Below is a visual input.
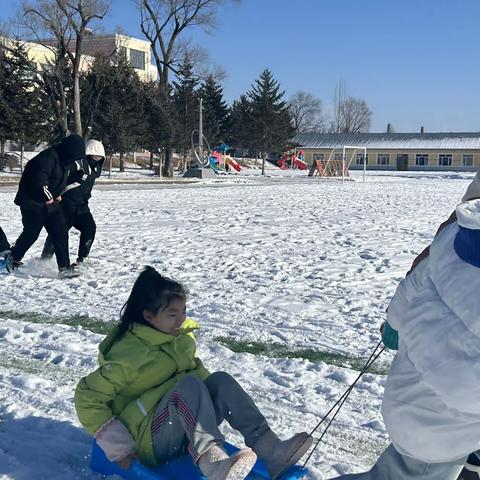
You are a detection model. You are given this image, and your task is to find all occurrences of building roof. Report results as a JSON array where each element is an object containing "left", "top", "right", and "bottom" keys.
[{"left": 294, "top": 132, "right": 480, "bottom": 150}]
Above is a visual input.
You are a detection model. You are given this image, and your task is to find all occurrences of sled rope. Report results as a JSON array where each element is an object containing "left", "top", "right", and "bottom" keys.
[{"left": 302, "top": 340, "right": 385, "bottom": 468}]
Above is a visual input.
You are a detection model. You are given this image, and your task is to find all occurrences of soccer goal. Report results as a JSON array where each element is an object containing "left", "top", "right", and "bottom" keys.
[{"left": 310, "top": 145, "right": 367, "bottom": 183}]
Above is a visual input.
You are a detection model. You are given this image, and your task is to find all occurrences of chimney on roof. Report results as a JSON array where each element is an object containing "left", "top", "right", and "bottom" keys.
[
  {"left": 387, "top": 123, "right": 392, "bottom": 133},
  {"left": 420, "top": 126, "right": 425, "bottom": 134}
]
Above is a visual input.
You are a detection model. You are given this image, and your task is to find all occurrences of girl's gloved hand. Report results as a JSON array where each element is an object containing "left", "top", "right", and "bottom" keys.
[
  {"left": 94, "top": 418, "right": 135, "bottom": 463},
  {"left": 381, "top": 321, "right": 399, "bottom": 350}
]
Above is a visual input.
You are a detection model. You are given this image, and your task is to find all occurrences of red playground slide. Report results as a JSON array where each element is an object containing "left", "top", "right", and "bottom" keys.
[
  {"left": 225, "top": 156, "right": 242, "bottom": 171},
  {"left": 292, "top": 157, "right": 308, "bottom": 170}
]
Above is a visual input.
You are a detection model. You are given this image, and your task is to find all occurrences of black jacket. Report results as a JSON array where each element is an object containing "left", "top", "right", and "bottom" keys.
[
  {"left": 61, "top": 157, "right": 104, "bottom": 215},
  {"left": 14, "top": 135, "right": 85, "bottom": 211}
]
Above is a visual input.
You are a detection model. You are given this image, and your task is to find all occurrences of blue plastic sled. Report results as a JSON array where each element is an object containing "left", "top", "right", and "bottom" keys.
[{"left": 91, "top": 440, "right": 309, "bottom": 480}]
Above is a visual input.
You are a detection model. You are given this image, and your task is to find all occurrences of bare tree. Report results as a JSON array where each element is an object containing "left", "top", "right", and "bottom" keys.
[
  {"left": 137, "top": 0, "right": 237, "bottom": 176},
  {"left": 333, "top": 80, "right": 372, "bottom": 133},
  {"left": 22, "top": 0, "right": 111, "bottom": 136},
  {"left": 288, "top": 91, "right": 325, "bottom": 134},
  {"left": 138, "top": 0, "right": 235, "bottom": 94}
]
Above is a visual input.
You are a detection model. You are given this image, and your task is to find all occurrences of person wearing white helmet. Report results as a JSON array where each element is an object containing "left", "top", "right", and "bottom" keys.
[{"left": 41, "top": 139, "right": 105, "bottom": 266}]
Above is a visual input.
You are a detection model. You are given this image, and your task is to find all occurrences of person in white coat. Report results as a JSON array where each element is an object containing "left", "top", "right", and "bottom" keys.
[
  {"left": 331, "top": 198, "right": 480, "bottom": 480},
  {"left": 407, "top": 171, "right": 480, "bottom": 273}
]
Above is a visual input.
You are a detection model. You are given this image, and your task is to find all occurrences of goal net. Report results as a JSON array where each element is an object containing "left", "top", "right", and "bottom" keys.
[{"left": 309, "top": 146, "right": 367, "bottom": 182}]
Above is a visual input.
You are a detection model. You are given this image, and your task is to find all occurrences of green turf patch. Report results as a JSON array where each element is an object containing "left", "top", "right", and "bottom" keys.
[
  {"left": 0, "top": 310, "right": 388, "bottom": 375},
  {"left": 215, "top": 337, "right": 389, "bottom": 375},
  {"left": 0, "top": 310, "right": 113, "bottom": 335},
  {"left": 0, "top": 350, "right": 85, "bottom": 385}
]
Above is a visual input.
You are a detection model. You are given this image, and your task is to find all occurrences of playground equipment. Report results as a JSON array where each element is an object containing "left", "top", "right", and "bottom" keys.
[
  {"left": 308, "top": 146, "right": 367, "bottom": 183},
  {"left": 90, "top": 440, "right": 308, "bottom": 480},
  {"left": 292, "top": 150, "right": 308, "bottom": 170},
  {"left": 189, "top": 101, "right": 242, "bottom": 175},
  {"left": 277, "top": 149, "right": 307, "bottom": 170},
  {"left": 209, "top": 144, "right": 242, "bottom": 173},
  {"left": 225, "top": 155, "right": 242, "bottom": 171}
]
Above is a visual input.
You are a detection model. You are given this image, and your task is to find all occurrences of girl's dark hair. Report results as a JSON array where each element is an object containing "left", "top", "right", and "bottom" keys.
[{"left": 117, "top": 266, "right": 186, "bottom": 338}]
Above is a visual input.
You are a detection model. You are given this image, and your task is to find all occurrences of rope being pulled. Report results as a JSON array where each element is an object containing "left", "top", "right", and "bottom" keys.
[{"left": 302, "top": 340, "right": 386, "bottom": 468}]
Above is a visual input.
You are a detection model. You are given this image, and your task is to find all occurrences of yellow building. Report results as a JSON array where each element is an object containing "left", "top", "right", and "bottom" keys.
[
  {"left": 6, "top": 33, "right": 157, "bottom": 82},
  {"left": 295, "top": 132, "right": 480, "bottom": 172}
]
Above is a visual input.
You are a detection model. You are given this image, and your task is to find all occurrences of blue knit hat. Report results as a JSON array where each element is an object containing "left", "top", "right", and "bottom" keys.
[{"left": 454, "top": 200, "right": 480, "bottom": 267}]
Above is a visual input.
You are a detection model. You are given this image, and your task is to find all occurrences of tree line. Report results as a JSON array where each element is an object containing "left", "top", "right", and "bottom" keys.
[{"left": 0, "top": 0, "right": 372, "bottom": 176}]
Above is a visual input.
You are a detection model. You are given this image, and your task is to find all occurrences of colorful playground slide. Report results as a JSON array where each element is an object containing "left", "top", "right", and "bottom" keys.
[{"left": 225, "top": 155, "right": 242, "bottom": 171}]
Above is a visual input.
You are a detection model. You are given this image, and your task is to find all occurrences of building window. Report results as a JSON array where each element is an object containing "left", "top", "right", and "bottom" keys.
[
  {"left": 130, "top": 49, "right": 145, "bottom": 70},
  {"left": 356, "top": 153, "right": 368, "bottom": 165},
  {"left": 463, "top": 154, "right": 474, "bottom": 166},
  {"left": 415, "top": 154, "right": 429, "bottom": 166},
  {"left": 377, "top": 154, "right": 390, "bottom": 165},
  {"left": 438, "top": 154, "right": 452, "bottom": 166},
  {"left": 334, "top": 153, "right": 343, "bottom": 161},
  {"left": 313, "top": 153, "right": 324, "bottom": 161}
]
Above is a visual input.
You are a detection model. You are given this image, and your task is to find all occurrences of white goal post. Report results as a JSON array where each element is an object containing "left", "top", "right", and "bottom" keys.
[
  {"left": 311, "top": 145, "right": 368, "bottom": 182},
  {"left": 342, "top": 145, "right": 367, "bottom": 183}
]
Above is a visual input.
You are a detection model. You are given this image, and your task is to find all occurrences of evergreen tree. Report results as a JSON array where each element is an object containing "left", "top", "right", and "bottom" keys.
[
  {"left": 141, "top": 81, "right": 171, "bottom": 171},
  {"left": 199, "top": 75, "right": 229, "bottom": 147},
  {"left": 172, "top": 54, "right": 199, "bottom": 154},
  {"left": 0, "top": 40, "right": 50, "bottom": 170},
  {"left": 246, "top": 69, "right": 294, "bottom": 157},
  {"left": 227, "top": 95, "right": 255, "bottom": 154},
  {"left": 0, "top": 45, "right": 18, "bottom": 168},
  {"left": 89, "top": 55, "right": 147, "bottom": 172}
]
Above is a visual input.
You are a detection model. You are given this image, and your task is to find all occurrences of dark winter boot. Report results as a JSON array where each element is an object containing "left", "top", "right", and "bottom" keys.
[
  {"left": 58, "top": 266, "right": 82, "bottom": 279},
  {"left": 459, "top": 453, "right": 480, "bottom": 480},
  {"left": 1, "top": 251, "right": 14, "bottom": 273},
  {"left": 71, "top": 257, "right": 90, "bottom": 269},
  {"left": 252, "top": 430, "right": 313, "bottom": 479}
]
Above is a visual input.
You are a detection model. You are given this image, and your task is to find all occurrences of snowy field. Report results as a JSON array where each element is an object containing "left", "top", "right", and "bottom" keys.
[{"left": 0, "top": 170, "right": 474, "bottom": 479}]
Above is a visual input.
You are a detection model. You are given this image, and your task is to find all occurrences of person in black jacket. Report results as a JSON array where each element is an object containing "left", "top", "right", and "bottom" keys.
[
  {"left": 10, "top": 134, "right": 85, "bottom": 278},
  {"left": 41, "top": 139, "right": 105, "bottom": 265},
  {"left": 0, "top": 226, "right": 13, "bottom": 272}
]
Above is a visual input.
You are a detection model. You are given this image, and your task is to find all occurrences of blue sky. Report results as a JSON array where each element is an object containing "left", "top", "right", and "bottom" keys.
[{"left": 2, "top": 0, "right": 480, "bottom": 132}]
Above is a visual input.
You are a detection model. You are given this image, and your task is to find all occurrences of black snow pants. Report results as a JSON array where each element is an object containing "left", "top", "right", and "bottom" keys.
[
  {"left": 11, "top": 204, "right": 70, "bottom": 269},
  {"left": 0, "top": 226, "right": 10, "bottom": 252},
  {"left": 41, "top": 210, "right": 96, "bottom": 261}
]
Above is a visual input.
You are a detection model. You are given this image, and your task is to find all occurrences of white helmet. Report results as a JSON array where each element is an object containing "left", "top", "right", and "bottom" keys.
[{"left": 85, "top": 139, "right": 106, "bottom": 159}]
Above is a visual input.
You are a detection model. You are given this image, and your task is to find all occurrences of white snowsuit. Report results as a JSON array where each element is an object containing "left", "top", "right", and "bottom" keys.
[
  {"left": 463, "top": 170, "right": 480, "bottom": 202},
  {"left": 383, "top": 205, "right": 480, "bottom": 463}
]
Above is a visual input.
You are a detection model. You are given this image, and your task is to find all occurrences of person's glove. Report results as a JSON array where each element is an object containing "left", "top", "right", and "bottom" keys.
[
  {"left": 381, "top": 321, "right": 399, "bottom": 350},
  {"left": 94, "top": 418, "right": 135, "bottom": 462}
]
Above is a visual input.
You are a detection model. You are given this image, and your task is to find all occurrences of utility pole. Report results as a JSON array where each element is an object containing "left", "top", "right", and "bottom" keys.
[{"left": 199, "top": 98, "right": 203, "bottom": 163}]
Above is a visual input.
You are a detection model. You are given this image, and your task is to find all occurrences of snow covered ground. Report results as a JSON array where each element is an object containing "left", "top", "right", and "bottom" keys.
[{"left": 0, "top": 170, "right": 473, "bottom": 479}]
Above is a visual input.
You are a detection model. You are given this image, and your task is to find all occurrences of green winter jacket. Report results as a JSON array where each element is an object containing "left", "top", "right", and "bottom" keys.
[{"left": 74, "top": 318, "right": 210, "bottom": 467}]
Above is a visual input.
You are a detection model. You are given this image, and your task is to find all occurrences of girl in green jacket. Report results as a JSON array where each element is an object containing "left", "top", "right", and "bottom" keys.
[{"left": 75, "top": 266, "right": 313, "bottom": 480}]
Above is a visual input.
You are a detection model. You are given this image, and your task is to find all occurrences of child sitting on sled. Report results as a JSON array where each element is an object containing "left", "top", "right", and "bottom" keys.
[
  {"left": 75, "top": 266, "right": 313, "bottom": 480},
  {"left": 331, "top": 200, "right": 480, "bottom": 480}
]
